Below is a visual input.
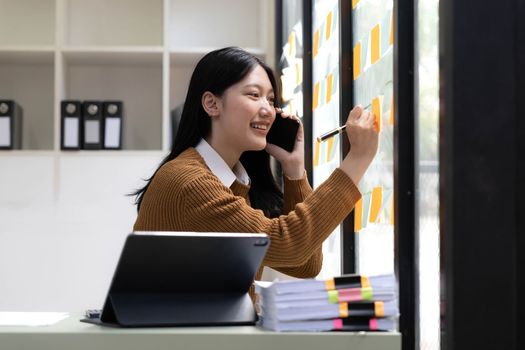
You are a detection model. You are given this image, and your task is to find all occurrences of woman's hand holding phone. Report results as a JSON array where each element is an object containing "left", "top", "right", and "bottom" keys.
[{"left": 265, "top": 108, "right": 305, "bottom": 180}]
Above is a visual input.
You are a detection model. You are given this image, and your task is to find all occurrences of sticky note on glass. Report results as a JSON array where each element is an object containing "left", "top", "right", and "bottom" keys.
[
  {"left": 326, "top": 73, "right": 333, "bottom": 103},
  {"left": 369, "top": 187, "right": 383, "bottom": 223},
  {"left": 390, "top": 95, "right": 394, "bottom": 126},
  {"left": 354, "top": 198, "right": 363, "bottom": 232},
  {"left": 288, "top": 31, "right": 296, "bottom": 57},
  {"left": 371, "top": 24, "right": 381, "bottom": 64},
  {"left": 313, "top": 29, "right": 320, "bottom": 57},
  {"left": 314, "top": 139, "right": 321, "bottom": 167},
  {"left": 390, "top": 13, "right": 394, "bottom": 46},
  {"left": 313, "top": 81, "right": 320, "bottom": 110},
  {"left": 390, "top": 193, "right": 395, "bottom": 225},
  {"left": 372, "top": 96, "right": 382, "bottom": 133},
  {"left": 326, "top": 12, "right": 333, "bottom": 40},
  {"left": 353, "top": 42, "right": 362, "bottom": 80}
]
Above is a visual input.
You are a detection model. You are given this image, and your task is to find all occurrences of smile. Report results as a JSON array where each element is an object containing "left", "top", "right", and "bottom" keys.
[{"left": 250, "top": 123, "right": 268, "bottom": 130}]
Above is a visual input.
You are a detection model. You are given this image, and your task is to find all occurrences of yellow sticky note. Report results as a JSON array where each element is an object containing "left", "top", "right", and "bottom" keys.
[
  {"left": 314, "top": 140, "right": 321, "bottom": 167},
  {"left": 369, "top": 187, "right": 382, "bottom": 223},
  {"left": 288, "top": 31, "right": 296, "bottom": 57},
  {"left": 313, "top": 29, "right": 320, "bottom": 57},
  {"left": 352, "top": 0, "right": 360, "bottom": 9},
  {"left": 354, "top": 198, "right": 363, "bottom": 232},
  {"left": 296, "top": 61, "right": 303, "bottom": 86},
  {"left": 371, "top": 24, "right": 380, "bottom": 64},
  {"left": 326, "top": 73, "right": 333, "bottom": 103},
  {"left": 353, "top": 42, "right": 361, "bottom": 80},
  {"left": 326, "top": 136, "right": 334, "bottom": 161},
  {"left": 326, "top": 12, "right": 332, "bottom": 40},
  {"left": 313, "top": 82, "right": 320, "bottom": 110},
  {"left": 372, "top": 96, "right": 381, "bottom": 133}
]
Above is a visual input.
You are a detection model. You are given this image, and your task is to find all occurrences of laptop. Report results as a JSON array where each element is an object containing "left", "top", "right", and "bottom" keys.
[{"left": 81, "top": 232, "right": 269, "bottom": 327}]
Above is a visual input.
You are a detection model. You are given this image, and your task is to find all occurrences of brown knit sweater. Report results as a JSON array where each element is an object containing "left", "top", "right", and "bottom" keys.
[{"left": 133, "top": 148, "right": 361, "bottom": 293}]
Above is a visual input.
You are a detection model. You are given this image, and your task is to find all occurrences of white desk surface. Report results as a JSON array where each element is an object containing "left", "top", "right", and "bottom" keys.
[{"left": 0, "top": 313, "right": 402, "bottom": 350}]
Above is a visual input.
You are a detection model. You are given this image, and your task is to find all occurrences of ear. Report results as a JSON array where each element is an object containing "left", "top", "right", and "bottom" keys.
[{"left": 202, "top": 91, "right": 220, "bottom": 117}]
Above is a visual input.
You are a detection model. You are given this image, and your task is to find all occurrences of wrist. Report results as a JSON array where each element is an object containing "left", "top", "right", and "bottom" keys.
[
  {"left": 283, "top": 167, "right": 306, "bottom": 180},
  {"left": 340, "top": 154, "right": 372, "bottom": 185}
]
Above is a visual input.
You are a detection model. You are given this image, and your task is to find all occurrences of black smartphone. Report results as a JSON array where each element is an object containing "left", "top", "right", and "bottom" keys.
[{"left": 266, "top": 113, "right": 300, "bottom": 152}]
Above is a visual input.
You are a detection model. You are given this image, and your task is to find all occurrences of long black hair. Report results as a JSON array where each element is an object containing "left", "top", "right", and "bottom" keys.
[{"left": 132, "top": 47, "right": 284, "bottom": 218}]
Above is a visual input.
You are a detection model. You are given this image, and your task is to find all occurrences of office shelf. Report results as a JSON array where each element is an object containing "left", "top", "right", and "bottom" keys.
[{"left": 0, "top": 0, "right": 274, "bottom": 152}]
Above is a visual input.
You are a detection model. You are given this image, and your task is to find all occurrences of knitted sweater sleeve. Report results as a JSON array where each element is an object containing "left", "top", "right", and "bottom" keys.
[
  {"left": 180, "top": 168, "right": 361, "bottom": 269},
  {"left": 273, "top": 174, "right": 323, "bottom": 277}
]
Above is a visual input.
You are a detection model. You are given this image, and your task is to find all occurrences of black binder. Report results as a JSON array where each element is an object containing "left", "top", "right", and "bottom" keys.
[
  {"left": 82, "top": 101, "right": 103, "bottom": 150},
  {"left": 61, "top": 100, "right": 82, "bottom": 150},
  {"left": 102, "top": 101, "right": 123, "bottom": 150},
  {"left": 0, "top": 100, "right": 22, "bottom": 150},
  {"left": 81, "top": 232, "right": 270, "bottom": 328}
]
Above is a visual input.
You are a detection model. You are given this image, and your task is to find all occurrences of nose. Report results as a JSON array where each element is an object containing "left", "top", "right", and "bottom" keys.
[{"left": 260, "top": 99, "right": 276, "bottom": 118}]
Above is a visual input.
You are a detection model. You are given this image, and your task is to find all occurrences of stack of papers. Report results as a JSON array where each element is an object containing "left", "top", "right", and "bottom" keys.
[{"left": 255, "top": 274, "right": 398, "bottom": 332}]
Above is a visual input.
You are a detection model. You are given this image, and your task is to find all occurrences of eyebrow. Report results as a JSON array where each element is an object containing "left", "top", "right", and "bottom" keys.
[{"left": 243, "top": 84, "right": 274, "bottom": 94}]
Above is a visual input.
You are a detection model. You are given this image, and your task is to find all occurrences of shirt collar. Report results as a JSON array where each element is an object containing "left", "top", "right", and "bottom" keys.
[{"left": 195, "top": 139, "right": 250, "bottom": 187}]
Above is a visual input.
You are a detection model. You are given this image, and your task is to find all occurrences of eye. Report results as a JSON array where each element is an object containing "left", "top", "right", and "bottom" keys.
[
  {"left": 247, "top": 91, "right": 260, "bottom": 98},
  {"left": 268, "top": 96, "right": 275, "bottom": 106}
]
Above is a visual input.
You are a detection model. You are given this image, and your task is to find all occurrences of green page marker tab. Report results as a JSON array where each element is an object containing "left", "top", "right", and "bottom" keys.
[
  {"left": 328, "top": 290, "right": 339, "bottom": 303},
  {"left": 361, "top": 287, "right": 373, "bottom": 301}
]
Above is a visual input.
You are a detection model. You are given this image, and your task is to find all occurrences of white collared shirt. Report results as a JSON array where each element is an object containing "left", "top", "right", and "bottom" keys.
[{"left": 195, "top": 139, "right": 250, "bottom": 187}]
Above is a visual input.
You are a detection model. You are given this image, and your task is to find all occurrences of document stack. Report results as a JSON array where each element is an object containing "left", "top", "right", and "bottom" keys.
[{"left": 255, "top": 273, "right": 398, "bottom": 332}]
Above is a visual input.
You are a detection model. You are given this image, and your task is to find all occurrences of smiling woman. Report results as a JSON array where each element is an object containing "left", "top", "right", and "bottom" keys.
[{"left": 131, "top": 47, "right": 378, "bottom": 299}]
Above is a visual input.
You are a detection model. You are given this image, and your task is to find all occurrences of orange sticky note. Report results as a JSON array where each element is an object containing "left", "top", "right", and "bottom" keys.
[
  {"left": 313, "top": 29, "right": 320, "bottom": 57},
  {"left": 390, "top": 192, "right": 395, "bottom": 225},
  {"left": 326, "top": 73, "right": 333, "bottom": 103},
  {"left": 390, "top": 13, "right": 394, "bottom": 46},
  {"left": 372, "top": 97, "right": 381, "bottom": 132},
  {"left": 313, "top": 82, "right": 320, "bottom": 110},
  {"left": 361, "top": 276, "right": 370, "bottom": 288},
  {"left": 390, "top": 95, "right": 394, "bottom": 126},
  {"left": 325, "top": 278, "right": 335, "bottom": 291},
  {"left": 354, "top": 198, "right": 363, "bottom": 232},
  {"left": 314, "top": 140, "right": 321, "bottom": 167},
  {"left": 371, "top": 24, "right": 380, "bottom": 64},
  {"left": 375, "top": 301, "right": 385, "bottom": 317},
  {"left": 353, "top": 42, "right": 361, "bottom": 80},
  {"left": 352, "top": 0, "right": 360, "bottom": 9},
  {"left": 326, "top": 12, "right": 332, "bottom": 40},
  {"left": 339, "top": 303, "right": 349, "bottom": 318},
  {"left": 369, "top": 186, "right": 382, "bottom": 223}
]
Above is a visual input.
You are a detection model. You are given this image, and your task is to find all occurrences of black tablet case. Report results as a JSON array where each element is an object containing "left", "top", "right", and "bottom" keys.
[{"left": 82, "top": 232, "right": 269, "bottom": 327}]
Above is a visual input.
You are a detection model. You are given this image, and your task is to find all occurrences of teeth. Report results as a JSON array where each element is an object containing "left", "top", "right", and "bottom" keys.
[{"left": 251, "top": 123, "right": 267, "bottom": 130}]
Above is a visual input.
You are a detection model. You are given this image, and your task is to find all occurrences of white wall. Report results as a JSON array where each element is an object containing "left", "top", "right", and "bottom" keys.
[{"left": 0, "top": 153, "right": 160, "bottom": 311}]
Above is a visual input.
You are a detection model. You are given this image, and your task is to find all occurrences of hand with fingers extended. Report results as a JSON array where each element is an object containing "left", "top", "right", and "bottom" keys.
[
  {"left": 340, "top": 105, "right": 379, "bottom": 184},
  {"left": 265, "top": 108, "right": 306, "bottom": 180}
]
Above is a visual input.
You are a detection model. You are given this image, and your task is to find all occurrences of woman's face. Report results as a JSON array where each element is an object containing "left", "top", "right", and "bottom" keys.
[{"left": 212, "top": 65, "right": 276, "bottom": 153}]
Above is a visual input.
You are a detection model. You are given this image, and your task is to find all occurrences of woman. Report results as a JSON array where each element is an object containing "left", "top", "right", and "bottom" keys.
[{"left": 132, "top": 47, "right": 378, "bottom": 289}]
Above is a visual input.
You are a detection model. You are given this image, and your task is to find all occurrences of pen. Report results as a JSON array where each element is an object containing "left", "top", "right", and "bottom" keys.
[
  {"left": 317, "top": 102, "right": 375, "bottom": 143},
  {"left": 317, "top": 125, "right": 347, "bottom": 142}
]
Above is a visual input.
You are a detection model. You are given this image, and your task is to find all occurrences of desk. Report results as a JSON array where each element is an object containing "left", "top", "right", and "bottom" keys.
[{"left": 0, "top": 313, "right": 401, "bottom": 350}]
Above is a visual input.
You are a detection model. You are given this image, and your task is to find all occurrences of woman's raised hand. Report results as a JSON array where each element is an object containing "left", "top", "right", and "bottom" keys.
[{"left": 340, "top": 105, "right": 379, "bottom": 184}]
